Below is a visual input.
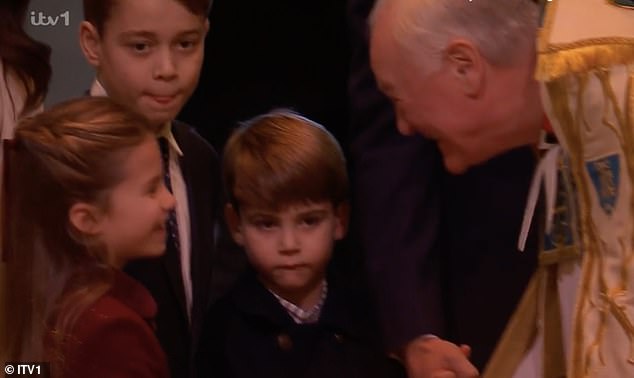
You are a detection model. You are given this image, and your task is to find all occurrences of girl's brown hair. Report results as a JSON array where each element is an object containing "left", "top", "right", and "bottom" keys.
[
  {"left": 223, "top": 110, "right": 348, "bottom": 212},
  {"left": 0, "top": 0, "right": 51, "bottom": 116},
  {"left": 1, "top": 97, "right": 153, "bottom": 371}
]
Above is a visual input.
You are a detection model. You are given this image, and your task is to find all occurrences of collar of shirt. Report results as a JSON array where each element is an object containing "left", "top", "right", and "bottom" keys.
[
  {"left": 89, "top": 79, "right": 107, "bottom": 98},
  {"left": 158, "top": 122, "right": 183, "bottom": 157},
  {"left": 89, "top": 79, "right": 183, "bottom": 157},
  {"left": 269, "top": 281, "right": 328, "bottom": 324}
]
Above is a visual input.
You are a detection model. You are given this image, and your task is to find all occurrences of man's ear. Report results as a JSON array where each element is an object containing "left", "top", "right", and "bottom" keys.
[
  {"left": 69, "top": 202, "right": 104, "bottom": 236},
  {"left": 333, "top": 202, "right": 350, "bottom": 241},
  {"left": 444, "top": 39, "right": 484, "bottom": 97},
  {"left": 224, "top": 204, "right": 244, "bottom": 246},
  {"left": 79, "top": 21, "right": 103, "bottom": 68}
]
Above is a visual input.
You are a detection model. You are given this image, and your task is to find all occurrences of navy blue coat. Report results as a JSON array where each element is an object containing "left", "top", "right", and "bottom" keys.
[{"left": 197, "top": 270, "right": 405, "bottom": 378}]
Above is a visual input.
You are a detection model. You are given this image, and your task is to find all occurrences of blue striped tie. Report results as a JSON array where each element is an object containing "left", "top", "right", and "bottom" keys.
[{"left": 158, "top": 137, "right": 181, "bottom": 255}]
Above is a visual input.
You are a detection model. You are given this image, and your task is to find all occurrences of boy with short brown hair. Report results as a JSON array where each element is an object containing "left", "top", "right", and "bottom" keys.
[
  {"left": 198, "top": 110, "right": 404, "bottom": 378},
  {"left": 79, "top": 1, "right": 222, "bottom": 376}
]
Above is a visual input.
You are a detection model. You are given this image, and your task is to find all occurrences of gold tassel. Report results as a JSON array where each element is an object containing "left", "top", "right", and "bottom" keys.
[{"left": 537, "top": 38, "right": 634, "bottom": 81}]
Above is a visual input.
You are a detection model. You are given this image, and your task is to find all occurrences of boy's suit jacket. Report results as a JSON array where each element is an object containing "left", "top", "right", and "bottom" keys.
[{"left": 125, "top": 120, "right": 222, "bottom": 378}]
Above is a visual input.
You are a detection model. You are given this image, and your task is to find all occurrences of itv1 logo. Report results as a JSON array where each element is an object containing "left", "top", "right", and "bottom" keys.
[{"left": 30, "top": 10, "right": 70, "bottom": 27}]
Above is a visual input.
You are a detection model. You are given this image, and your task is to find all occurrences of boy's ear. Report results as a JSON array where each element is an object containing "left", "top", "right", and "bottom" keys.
[
  {"left": 443, "top": 39, "right": 484, "bottom": 97},
  {"left": 69, "top": 202, "right": 104, "bottom": 236},
  {"left": 224, "top": 204, "right": 244, "bottom": 246},
  {"left": 333, "top": 202, "right": 350, "bottom": 241},
  {"left": 79, "top": 21, "right": 103, "bottom": 68}
]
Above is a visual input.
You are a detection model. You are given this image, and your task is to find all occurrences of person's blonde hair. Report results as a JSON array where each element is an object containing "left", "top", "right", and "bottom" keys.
[
  {"left": 1, "top": 97, "right": 153, "bottom": 374},
  {"left": 223, "top": 110, "right": 348, "bottom": 211},
  {"left": 370, "top": 0, "right": 539, "bottom": 69}
]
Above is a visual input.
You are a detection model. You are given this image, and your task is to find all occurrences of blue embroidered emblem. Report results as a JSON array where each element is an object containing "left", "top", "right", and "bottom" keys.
[
  {"left": 544, "top": 157, "right": 577, "bottom": 251},
  {"left": 586, "top": 155, "right": 620, "bottom": 216}
]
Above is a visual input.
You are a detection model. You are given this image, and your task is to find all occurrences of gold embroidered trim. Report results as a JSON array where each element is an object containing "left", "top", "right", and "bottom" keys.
[
  {"left": 537, "top": 0, "right": 559, "bottom": 53},
  {"left": 545, "top": 67, "right": 634, "bottom": 377},
  {"left": 482, "top": 273, "right": 540, "bottom": 378},
  {"left": 537, "top": 39, "right": 634, "bottom": 81},
  {"left": 540, "top": 246, "right": 580, "bottom": 265},
  {"left": 545, "top": 77, "right": 598, "bottom": 377},
  {"left": 543, "top": 264, "right": 567, "bottom": 377}
]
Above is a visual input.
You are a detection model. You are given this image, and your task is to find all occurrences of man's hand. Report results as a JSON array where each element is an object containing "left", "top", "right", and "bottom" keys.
[{"left": 402, "top": 337, "right": 479, "bottom": 378}]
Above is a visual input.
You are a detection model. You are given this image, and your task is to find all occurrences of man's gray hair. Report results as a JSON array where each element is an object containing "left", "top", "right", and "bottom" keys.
[{"left": 370, "top": 0, "right": 539, "bottom": 67}]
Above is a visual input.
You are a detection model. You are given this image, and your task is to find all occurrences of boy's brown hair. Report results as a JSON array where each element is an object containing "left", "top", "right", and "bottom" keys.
[
  {"left": 223, "top": 110, "right": 348, "bottom": 211},
  {"left": 83, "top": 0, "right": 211, "bottom": 34}
]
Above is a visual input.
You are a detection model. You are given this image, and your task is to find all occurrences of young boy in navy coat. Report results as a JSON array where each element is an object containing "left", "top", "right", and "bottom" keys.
[{"left": 197, "top": 111, "right": 404, "bottom": 378}]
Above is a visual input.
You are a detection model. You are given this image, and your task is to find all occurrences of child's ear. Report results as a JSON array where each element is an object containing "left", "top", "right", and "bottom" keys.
[
  {"left": 79, "top": 21, "right": 102, "bottom": 68},
  {"left": 224, "top": 204, "right": 244, "bottom": 246},
  {"left": 333, "top": 202, "right": 350, "bottom": 241},
  {"left": 69, "top": 202, "right": 104, "bottom": 236},
  {"left": 204, "top": 18, "right": 210, "bottom": 35}
]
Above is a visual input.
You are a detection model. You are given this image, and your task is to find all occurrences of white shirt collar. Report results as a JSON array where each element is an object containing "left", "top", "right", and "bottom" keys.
[
  {"left": 158, "top": 122, "right": 184, "bottom": 156},
  {"left": 89, "top": 79, "right": 183, "bottom": 156},
  {"left": 89, "top": 79, "right": 107, "bottom": 97},
  {"left": 269, "top": 280, "right": 328, "bottom": 324}
]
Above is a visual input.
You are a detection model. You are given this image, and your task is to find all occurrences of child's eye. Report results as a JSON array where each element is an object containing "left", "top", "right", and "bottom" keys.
[
  {"left": 178, "top": 40, "right": 197, "bottom": 50},
  {"left": 146, "top": 178, "right": 163, "bottom": 196},
  {"left": 253, "top": 219, "right": 277, "bottom": 231},
  {"left": 147, "top": 183, "right": 159, "bottom": 196},
  {"left": 300, "top": 216, "right": 323, "bottom": 228},
  {"left": 129, "top": 42, "right": 151, "bottom": 53}
]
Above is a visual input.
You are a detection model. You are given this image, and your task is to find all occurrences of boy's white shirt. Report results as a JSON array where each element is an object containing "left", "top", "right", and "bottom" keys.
[{"left": 90, "top": 79, "right": 193, "bottom": 322}]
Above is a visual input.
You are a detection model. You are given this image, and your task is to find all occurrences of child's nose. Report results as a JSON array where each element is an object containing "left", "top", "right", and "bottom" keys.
[
  {"left": 278, "top": 227, "right": 299, "bottom": 254},
  {"left": 153, "top": 48, "right": 177, "bottom": 80}
]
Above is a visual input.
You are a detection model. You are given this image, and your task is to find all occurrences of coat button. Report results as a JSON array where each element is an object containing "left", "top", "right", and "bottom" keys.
[
  {"left": 333, "top": 333, "right": 344, "bottom": 343},
  {"left": 277, "top": 333, "right": 293, "bottom": 351}
]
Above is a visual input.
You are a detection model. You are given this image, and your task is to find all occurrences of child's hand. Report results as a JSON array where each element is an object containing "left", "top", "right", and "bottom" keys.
[{"left": 402, "top": 337, "right": 479, "bottom": 378}]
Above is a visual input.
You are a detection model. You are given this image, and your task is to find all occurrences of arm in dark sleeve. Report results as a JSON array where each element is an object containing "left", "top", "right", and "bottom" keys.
[{"left": 347, "top": 0, "right": 446, "bottom": 352}]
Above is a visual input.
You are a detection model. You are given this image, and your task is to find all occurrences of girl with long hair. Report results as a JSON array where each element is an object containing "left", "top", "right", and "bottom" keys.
[{"left": 2, "top": 97, "right": 173, "bottom": 377}]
